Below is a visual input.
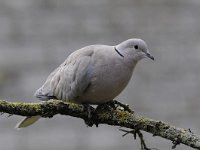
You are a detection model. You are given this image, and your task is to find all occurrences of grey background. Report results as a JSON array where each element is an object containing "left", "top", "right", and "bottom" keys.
[{"left": 0, "top": 0, "right": 200, "bottom": 150}]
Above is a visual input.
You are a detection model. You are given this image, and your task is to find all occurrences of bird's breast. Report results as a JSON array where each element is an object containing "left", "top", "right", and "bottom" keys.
[{"left": 78, "top": 62, "right": 134, "bottom": 104}]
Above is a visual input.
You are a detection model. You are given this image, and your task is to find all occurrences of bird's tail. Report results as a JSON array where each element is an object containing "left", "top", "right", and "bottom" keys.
[{"left": 15, "top": 116, "right": 41, "bottom": 128}]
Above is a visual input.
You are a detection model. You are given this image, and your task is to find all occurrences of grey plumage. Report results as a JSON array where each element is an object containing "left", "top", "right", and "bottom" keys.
[{"left": 16, "top": 38, "right": 154, "bottom": 128}]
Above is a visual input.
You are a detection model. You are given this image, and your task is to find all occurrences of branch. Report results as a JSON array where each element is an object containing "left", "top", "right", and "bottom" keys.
[{"left": 0, "top": 99, "right": 200, "bottom": 149}]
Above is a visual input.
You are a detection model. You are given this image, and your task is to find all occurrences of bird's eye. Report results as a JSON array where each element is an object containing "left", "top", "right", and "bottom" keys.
[{"left": 134, "top": 45, "right": 138, "bottom": 49}]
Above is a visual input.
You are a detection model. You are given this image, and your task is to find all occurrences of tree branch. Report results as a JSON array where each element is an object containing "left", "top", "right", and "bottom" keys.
[{"left": 0, "top": 99, "right": 200, "bottom": 149}]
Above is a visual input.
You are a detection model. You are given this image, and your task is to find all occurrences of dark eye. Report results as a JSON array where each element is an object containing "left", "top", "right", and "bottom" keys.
[{"left": 134, "top": 45, "right": 138, "bottom": 49}]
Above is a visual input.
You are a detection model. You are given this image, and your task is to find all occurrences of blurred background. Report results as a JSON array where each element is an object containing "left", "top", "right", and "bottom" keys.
[{"left": 0, "top": 0, "right": 200, "bottom": 149}]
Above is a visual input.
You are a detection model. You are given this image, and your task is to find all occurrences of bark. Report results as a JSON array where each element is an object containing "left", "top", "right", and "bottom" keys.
[{"left": 0, "top": 99, "right": 199, "bottom": 149}]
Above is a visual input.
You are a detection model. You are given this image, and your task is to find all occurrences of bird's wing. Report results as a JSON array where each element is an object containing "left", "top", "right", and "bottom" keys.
[{"left": 35, "top": 48, "right": 94, "bottom": 101}]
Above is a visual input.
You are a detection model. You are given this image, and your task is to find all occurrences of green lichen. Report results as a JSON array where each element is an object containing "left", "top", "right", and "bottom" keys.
[
  {"left": 114, "top": 111, "right": 130, "bottom": 123},
  {"left": 67, "top": 102, "right": 82, "bottom": 110},
  {"left": 0, "top": 99, "right": 200, "bottom": 149}
]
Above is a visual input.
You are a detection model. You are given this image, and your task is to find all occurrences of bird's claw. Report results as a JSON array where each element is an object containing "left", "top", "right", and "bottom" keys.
[
  {"left": 96, "top": 100, "right": 133, "bottom": 113},
  {"left": 112, "top": 100, "right": 134, "bottom": 113},
  {"left": 83, "top": 104, "right": 97, "bottom": 127}
]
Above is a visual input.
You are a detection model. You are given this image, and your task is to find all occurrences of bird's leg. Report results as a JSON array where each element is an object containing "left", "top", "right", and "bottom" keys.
[
  {"left": 97, "top": 100, "right": 134, "bottom": 113},
  {"left": 83, "top": 104, "right": 95, "bottom": 127},
  {"left": 95, "top": 102, "right": 114, "bottom": 112},
  {"left": 86, "top": 100, "right": 134, "bottom": 127},
  {"left": 83, "top": 104, "right": 92, "bottom": 118}
]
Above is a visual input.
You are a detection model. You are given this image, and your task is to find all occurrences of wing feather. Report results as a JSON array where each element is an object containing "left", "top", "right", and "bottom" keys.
[{"left": 35, "top": 48, "right": 94, "bottom": 101}]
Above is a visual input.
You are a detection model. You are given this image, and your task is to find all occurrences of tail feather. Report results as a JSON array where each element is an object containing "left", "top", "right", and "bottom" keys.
[
  {"left": 15, "top": 116, "right": 41, "bottom": 128},
  {"left": 34, "top": 88, "right": 57, "bottom": 100}
]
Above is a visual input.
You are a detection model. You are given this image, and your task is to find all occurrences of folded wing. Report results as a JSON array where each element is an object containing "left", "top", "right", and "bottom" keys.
[{"left": 35, "top": 49, "right": 94, "bottom": 101}]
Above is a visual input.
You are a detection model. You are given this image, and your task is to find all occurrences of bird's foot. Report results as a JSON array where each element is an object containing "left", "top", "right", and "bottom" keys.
[
  {"left": 83, "top": 101, "right": 134, "bottom": 127},
  {"left": 113, "top": 100, "right": 134, "bottom": 113},
  {"left": 83, "top": 104, "right": 95, "bottom": 127},
  {"left": 97, "top": 100, "right": 134, "bottom": 113}
]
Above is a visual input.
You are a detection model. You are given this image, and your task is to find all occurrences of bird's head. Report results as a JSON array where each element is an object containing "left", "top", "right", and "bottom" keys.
[{"left": 115, "top": 38, "right": 154, "bottom": 62}]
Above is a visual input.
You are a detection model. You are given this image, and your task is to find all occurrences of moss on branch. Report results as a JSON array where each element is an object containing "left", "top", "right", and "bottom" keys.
[{"left": 0, "top": 99, "right": 200, "bottom": 149}]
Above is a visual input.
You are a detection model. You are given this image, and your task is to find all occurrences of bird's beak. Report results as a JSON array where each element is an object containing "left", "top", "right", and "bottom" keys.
[{"left": 146, "top": 52, "right": 154, "bottom": 61}]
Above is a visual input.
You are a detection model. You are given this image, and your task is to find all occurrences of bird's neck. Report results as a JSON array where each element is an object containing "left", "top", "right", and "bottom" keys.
[
  {"left": 115, "top": 44, "right": 125, "bottom": 57},
  {"left": 115, "top": 44, "right": 138, "bottom": 69},
  {"left": 114, "top": 47, "right": 124, "bottom": 58}
]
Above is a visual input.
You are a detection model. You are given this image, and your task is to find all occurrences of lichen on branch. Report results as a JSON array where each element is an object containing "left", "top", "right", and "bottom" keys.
[{"left": 0, "top": 99, "right": 200, "bottom": 150}]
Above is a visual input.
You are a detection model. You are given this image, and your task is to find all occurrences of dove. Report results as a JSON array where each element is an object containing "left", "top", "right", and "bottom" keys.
[{"left": 16, "top": 38, "right": 154, "bottom": 128}]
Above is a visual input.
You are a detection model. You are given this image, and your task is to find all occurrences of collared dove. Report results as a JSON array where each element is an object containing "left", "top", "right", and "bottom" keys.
[{"left": 16, "top": 38, "right": 154, "bottom": 128}]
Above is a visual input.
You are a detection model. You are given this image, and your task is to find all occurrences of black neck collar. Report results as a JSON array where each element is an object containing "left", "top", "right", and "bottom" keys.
[{"left": 114, "top": 47, "right": 124, "bottom": 57}]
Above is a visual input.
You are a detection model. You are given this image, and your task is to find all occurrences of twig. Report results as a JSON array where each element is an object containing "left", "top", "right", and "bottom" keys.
[{"left": 119, "top": 128, "right": 158, "bottom": 150}]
